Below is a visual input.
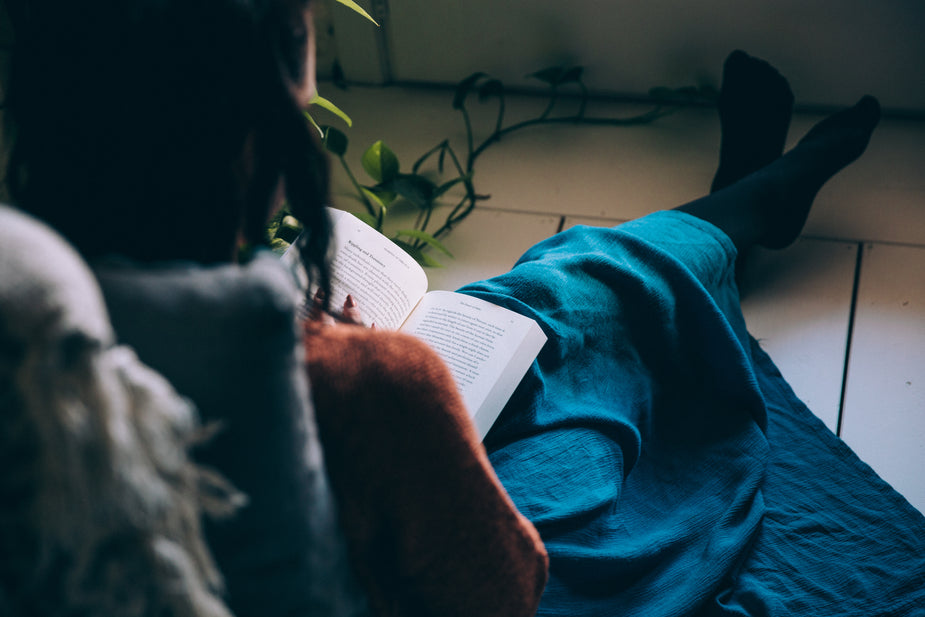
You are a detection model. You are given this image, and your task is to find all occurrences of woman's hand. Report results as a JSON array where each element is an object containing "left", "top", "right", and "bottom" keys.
[{"left": 305, "top": 290, "right": 372, "bottom": 329}]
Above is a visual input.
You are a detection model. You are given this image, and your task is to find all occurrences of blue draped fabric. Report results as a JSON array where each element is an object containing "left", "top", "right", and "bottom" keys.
[{"left": 459, "top": 211, "right": 925, "bottom": 616}]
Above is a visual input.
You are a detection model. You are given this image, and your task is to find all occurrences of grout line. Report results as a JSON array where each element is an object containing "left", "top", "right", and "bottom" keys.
[
  {"left": 836, "top": 242, "right": 865, "bottom": 437},
  {"left": 471, "top": 210, "right": 925, "bottom": 250},
  {"left": 799, "top": 233, "right": 925, "bottom": 251}
]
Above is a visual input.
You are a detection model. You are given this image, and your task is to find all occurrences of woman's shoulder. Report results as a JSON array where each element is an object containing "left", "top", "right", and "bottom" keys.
[
  {"left": 96, "top": 251, "right": 299, "bottom": 325},
  {"left": 306, "top": 325, "right": 447, "bottom": 380},
  {"left": 305, "top": 324, "right": 473, "bottom": 438}
]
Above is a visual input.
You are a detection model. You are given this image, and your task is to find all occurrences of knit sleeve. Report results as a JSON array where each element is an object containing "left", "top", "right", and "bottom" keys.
[{"left": 305, "top": 325, "right": 548, "bottom": 617}]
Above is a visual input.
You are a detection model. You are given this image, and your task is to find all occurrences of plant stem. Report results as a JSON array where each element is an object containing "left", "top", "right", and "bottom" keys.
[
  {"left": 494, "top": 92, "right": 506, "bottom": 144},
  {"left": 324, "top": 68, "right": 693, "bottom": 268},
  {"left": 470, "top": 105, "right": 671, "bottom": 163},
  {"left": 430, "top": 193, "right": 491, "bottom": 240},
  {"left": 577, "top": 82, "right": 589, "bottom": 118},
  {"left": 539, "top": 87, "right": 558, "bottom": 120},
  {"left": 462, "top": 106, "right": 475, "bottom": 169},
  {"left": 418, "top": 203, "right": 434, "bottom": 239},
  {"left": 420, "top": 143, "right": 475, "bottom": 245},
  {"left": 339, "top": 155, "right": 376, "bottom": 218},
  {"left": 412, "top": 139, "right": 449, "bottom": 174}
]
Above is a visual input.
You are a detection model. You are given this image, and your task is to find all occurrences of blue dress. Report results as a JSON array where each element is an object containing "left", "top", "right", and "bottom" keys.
[{"left": 459, "top": 211, "right": 925, "bottom": 616}]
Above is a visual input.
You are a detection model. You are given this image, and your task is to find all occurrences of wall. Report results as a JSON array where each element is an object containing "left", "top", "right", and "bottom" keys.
[{"left": 322, "top": 0, "right": 925, "bottom": 115}]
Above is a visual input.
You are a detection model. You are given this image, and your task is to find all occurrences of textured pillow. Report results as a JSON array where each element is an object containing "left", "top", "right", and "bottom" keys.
[
  {"left": 95, "top": 251, "right": 370, "bottom": 617},
  {"left": 0, "top": 204, "right": 234, "bottom": 616}
]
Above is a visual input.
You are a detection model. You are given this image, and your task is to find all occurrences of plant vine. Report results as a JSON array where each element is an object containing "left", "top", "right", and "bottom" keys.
[
  {"left": 281, "top": 70, "right": 714, "bottom": 265},
  {"left": 267, "top": 4, "right": 717, "bottom": 266}
]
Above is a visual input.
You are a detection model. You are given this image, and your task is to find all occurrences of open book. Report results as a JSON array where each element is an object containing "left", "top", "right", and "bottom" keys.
[{"left": 290, "top": 208, "right": 547, "bottom": 440}]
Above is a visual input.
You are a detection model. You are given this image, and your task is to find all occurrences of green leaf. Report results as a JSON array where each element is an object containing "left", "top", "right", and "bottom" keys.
[
  {"left": 281, "top": 214, "right": 302, "bottom": 228},
  {"left": 453, "top": 72, "right": 487, "bottom": 109},
  {"left": 332, "top": 0, "right": 379, "bottom": 26},
  {"left": 528, "top": 66, "right": 565, "bottom": 85},
  {"left": 361, "top": 140, "right": 400, "bottom": 183},
  {"left": 560, "top": 66, "right": 584, "bottom": 83},
  {"left": 275, "top": 215, "right": 303, "bottom": 243},
  {"left": 393, "top": 239, "right": 444, "bottom": 268},
  {"left": 387, "top": 174, "right": 437, "bottom": 209},
  {"left": 322, "top": 126, "right": 348, "bottom": 157},
  {"left": 269, "top": 237, "right": 291, "bottom": 254},
  {"left": 396, "top": 229, "right": 454, "bottom": 258},
  {"left": 304, "top": 111, "right": 324, "bottom": 137},
  {"left": 363, "top": 185, "right": 397, "bottom": 206},
  {"left": 310, "top": 93, "right": 353, "bottom": 127},
  {"left": 360, "top": 187, "right": 389, "bottom": 213},
  {"left": 353, "top": 211, "right": 379, "bottom": 228}
]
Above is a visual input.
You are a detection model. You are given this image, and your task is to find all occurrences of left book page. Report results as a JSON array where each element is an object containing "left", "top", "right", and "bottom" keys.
[{"left": 308, "top": 208, "right": 429, "bottom": 330}]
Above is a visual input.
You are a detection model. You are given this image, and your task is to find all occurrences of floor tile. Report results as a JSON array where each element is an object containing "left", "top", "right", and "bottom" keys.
[
  {"left": 470, "top": 103, "right": 718, "bottom": 220},
  {"left": 423, "top": 208, "right": 561, "bottom": 292},
  {"left": 563, "top": 216, "right": 626, "bottom": 229},
  {"left": 841, "top": 243, "right": 925, "bottom": 514},
  {"left": 791, "top": 114, "right": 925, "bottom": 246},
  {"left": 738, "top": 241, "right": 858, "bottom": 433}
]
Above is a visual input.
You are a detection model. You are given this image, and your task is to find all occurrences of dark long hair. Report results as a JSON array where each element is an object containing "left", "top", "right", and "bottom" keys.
[{"left": 6, "top": 0, "right": 330, "bottom": 290}]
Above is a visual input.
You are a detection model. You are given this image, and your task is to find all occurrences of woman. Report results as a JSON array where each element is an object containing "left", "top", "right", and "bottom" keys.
[
  {"left": 6, "top": 0, "right": 925, "bottom": 615},
  {"left": 4, "top": 1, "right": 545, "bottom": 616}
]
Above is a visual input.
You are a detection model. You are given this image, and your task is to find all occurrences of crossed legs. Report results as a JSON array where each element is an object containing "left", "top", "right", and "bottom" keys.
[{"left": 678, "top": 51, "right": 881, "bottom": 256}]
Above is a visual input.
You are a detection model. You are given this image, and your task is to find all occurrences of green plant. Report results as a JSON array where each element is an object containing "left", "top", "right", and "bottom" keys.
[
  {"left": 313, "top": 68, "right": 715, "bottom": 266},
  {"left": 269, "top": 1, "right": 717, "bottom": 266}
]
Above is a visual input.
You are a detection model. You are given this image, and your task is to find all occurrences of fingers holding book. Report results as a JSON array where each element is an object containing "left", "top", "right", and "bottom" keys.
[{"left": 305, "top": 289, "right": 375, "bottom": 330}]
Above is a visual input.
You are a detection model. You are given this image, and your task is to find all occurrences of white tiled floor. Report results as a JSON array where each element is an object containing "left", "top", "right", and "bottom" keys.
[
  {"left": 841, "top": 243, "right": 925, "bottom": 511},
  {"left": 321, "top": 84, "right": 925, "bottom": 514}
]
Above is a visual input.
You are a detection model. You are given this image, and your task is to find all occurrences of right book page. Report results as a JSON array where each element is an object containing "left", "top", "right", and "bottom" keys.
[{"left": 400, "top": 290, "right": 547, "bottom": 439}]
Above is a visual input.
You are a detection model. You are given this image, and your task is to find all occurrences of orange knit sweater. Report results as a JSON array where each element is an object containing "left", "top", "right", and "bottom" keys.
[{"left": 305, "top": 324, "right": 548, "bottom": 617}]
